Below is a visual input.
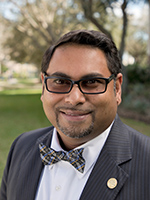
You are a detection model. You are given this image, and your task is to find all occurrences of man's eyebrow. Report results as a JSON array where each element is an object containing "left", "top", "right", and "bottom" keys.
[
  {"left": 81, "top": 73, "right": 104, "bottom": 79},
  {"left": 45, "top": 72, "right": 104, "bottom": 79},
  {"left": 48, "top": 72, "right": 71, "bottom": 78}
]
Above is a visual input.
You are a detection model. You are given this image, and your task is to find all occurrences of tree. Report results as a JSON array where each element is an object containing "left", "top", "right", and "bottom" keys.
[
  {"left": 77, "top": 0, "right": 149, "bottom": 60},
  {"left": 77, "top": 0, "right": 129, "bottom": 59},
  {"left": 1, "top": 0, "right": 148, "bottom": 69},
  {"left": 0, "top": 0, "right": 89, "bottom": 69}
]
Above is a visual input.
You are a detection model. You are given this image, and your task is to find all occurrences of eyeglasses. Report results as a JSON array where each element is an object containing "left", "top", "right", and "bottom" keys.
[{"left": 43, "top": 73, "right": 115, "bottom": 95}]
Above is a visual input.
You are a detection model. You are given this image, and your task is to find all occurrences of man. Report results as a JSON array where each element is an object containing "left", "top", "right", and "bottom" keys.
[{"left": 0, "top": 30, "right": 150, "bottom": 200}]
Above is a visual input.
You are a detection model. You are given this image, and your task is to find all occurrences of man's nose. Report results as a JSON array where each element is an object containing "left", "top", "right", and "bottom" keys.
[{"left": 64, "top": 85, "right": 86, "bottom": 105}]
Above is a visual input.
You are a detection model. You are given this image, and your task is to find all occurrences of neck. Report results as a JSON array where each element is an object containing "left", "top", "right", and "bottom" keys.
[{"left": 57, "top": 132, "right": 87, "bottom": 151}]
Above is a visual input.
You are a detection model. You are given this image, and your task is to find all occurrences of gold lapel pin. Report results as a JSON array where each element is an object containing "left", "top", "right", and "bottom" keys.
[{"left": 107, "top": 178, "right": 118, "bottom": 189}]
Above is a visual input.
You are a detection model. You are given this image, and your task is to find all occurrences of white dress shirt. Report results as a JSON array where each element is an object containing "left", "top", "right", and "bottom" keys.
[{"left": 35, "top": 123, "right": 113, "bottom": 200}]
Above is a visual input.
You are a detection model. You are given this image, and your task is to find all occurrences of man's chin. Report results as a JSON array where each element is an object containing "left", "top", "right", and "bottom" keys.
[{"left": 57, "top": 123, "right": 94, "bottom": 139}]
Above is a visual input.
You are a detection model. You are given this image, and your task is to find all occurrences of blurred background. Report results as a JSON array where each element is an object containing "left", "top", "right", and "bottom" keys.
[{"left": 0, "top": 0, "right": 150, "bottom": 182}]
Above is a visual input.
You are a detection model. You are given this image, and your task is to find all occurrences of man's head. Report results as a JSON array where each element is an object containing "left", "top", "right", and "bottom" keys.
[{"left": 41, "top": 30, "right": 123, "bottom": 150}]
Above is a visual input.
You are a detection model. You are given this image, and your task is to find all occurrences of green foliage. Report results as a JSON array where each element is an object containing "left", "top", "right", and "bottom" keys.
[
  {"left": 0, "top": 64, "right": 8, "bottom": 74},
  {"left": 122, "top": 83, "right": 150, "bottom": 116},
  {"left": 127, "top": 64, "right": 150, "bottom": 84},
  {"left": 2, "top": 0, "right": 147, "bottom": 69},
  {"left": 122, "top": 92, "right": 149, "bottom": 114},
  {"left": 1, "top": 0, "right": 89, "bottom": 68},
  {"left": 121, "top": 63, "right": 150, "bottom": 115}
]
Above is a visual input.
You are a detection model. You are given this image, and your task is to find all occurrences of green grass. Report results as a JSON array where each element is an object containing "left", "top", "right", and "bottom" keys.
[
  {"left": 0, "top": 88, "right": 42, "bottom": 95},
  {"left": 0, "top": 94, "right": 50, "bottom": 182},
  {"left": 121, "top": 118, "right": 150, "bottom": 137},
  {"left": 0, "top": 93, "right": 150, "bottom": 183}
]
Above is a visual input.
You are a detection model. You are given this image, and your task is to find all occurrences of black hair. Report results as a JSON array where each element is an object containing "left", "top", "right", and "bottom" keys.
[{"left": 41, "top": 30, "right": 122, "bottom": 76}]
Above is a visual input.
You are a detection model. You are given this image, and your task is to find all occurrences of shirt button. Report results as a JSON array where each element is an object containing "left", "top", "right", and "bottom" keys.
[{"left": 55, "top": 185, "right": 61, "bottom": 191}]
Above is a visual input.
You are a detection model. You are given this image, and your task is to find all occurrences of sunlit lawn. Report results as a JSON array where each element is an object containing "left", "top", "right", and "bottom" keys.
[
  {"left": 0, "top": 93, "right": 50, "bottom": 183},
  {"left": 0, "top": 91, "right": 150, "bottom": 183}
]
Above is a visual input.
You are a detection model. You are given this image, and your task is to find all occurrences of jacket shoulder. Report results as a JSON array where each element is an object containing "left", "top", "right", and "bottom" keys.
[
  {"left": 125, "top": 123, "right": 150, "bottom": 152},
  {"left": 8, "top": 126, "right": 54, "bottom": 163},
  {"left": 15, "top": 126, "right": 54, "bottom": 145}
]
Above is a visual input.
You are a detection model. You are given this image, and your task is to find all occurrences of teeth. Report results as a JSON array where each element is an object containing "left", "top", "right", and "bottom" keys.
[
  {"left": 65, "top": 113, "right": 84, "bottom": 116},
  {"left": 61, "top": 111, "right": 86, "bottom": 116}
]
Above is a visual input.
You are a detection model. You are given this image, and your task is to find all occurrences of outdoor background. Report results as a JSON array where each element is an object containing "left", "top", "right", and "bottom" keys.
[{"left": 0, "top": 0, "right": 150, "bottom": 183}]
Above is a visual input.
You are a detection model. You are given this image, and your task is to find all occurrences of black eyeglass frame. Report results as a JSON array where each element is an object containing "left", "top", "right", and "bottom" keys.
[{"left": 43, "top": 73, "right": 115, "bottom": 95}]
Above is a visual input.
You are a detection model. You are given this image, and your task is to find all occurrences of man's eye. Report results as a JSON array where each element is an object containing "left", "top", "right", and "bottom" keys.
[
  {"left": 87, "top": 79, "right": 97, "bottom": 84},
  {"left": 54, "top": 79, "right": 64, "bottom": 84},
  {"left": 83, "top": 79, "right": 101, "bottom": 85},
  {"left": 54, "top": 79, "right": 70, "bottom": 85}
]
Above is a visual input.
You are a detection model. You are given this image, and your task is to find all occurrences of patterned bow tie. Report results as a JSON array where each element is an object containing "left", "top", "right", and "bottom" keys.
[{"left": 39, "top": 143, "right": 85, "bottom": 173}]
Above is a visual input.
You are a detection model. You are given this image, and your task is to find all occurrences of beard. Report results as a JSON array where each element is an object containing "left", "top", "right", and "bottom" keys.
[{"left": 56, "top": 110, "right": 95, "bottom": 139}]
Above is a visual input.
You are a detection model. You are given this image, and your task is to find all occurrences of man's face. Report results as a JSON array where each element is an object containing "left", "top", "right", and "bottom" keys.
[{"left": 41, "top": 44, "right": 122, "bottom": 149}]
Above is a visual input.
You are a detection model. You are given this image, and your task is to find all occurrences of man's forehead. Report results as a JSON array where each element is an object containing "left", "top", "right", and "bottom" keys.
[{"left": 47, "top": 43, "right": 110, "bottom": 79}]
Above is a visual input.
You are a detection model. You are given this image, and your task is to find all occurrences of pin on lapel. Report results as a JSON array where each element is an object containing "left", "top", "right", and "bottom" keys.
[{"left": 107, "top": 178, "right": 118, "bottom": 189}]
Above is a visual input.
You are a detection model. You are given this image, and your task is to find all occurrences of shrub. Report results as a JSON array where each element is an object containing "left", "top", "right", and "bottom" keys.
[{"left": 126, "top": 64, "right": 150, "bottom": 84}]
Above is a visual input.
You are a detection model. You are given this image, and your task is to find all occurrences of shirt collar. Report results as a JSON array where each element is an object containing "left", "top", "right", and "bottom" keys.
[{"left": 51, "top": 121, "right": 114, "bottom": 176}]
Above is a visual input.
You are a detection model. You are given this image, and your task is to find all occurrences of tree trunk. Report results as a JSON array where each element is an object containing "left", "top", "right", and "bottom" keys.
[
  {"left": 148, "top": 0, "right": 150, "bottom": 67},
  {"left": 119, "top": 0, "right": 128, "bottom": 60},
  {"left": 81, "top": 0, "right": 113, "bottom": 40}
]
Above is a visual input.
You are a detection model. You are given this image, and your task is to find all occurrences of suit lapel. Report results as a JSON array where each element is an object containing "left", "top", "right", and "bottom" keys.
[
  {"left": 15, "top": 128, "right": 53, "bottom": 200},
  {"left": 80, "top": 115, "right": 132, "bottom": 200}
]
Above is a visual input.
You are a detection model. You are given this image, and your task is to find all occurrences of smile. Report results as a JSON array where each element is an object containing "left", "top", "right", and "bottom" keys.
[{"left": 59, "top": 109, "right": 92, "bottom": 122}]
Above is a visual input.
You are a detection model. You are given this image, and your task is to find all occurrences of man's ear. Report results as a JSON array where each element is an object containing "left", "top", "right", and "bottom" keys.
[
  {"left": 41, "top": 72, "right": 44, "bottom": 83},
  {"left": 115, "top": 73, "right": 123, "bottom": 105}
]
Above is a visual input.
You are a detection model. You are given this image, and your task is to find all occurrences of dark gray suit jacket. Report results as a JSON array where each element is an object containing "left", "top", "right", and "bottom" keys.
[{"left": 0, "top": 115, "right": 150, "bottom": 200}]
